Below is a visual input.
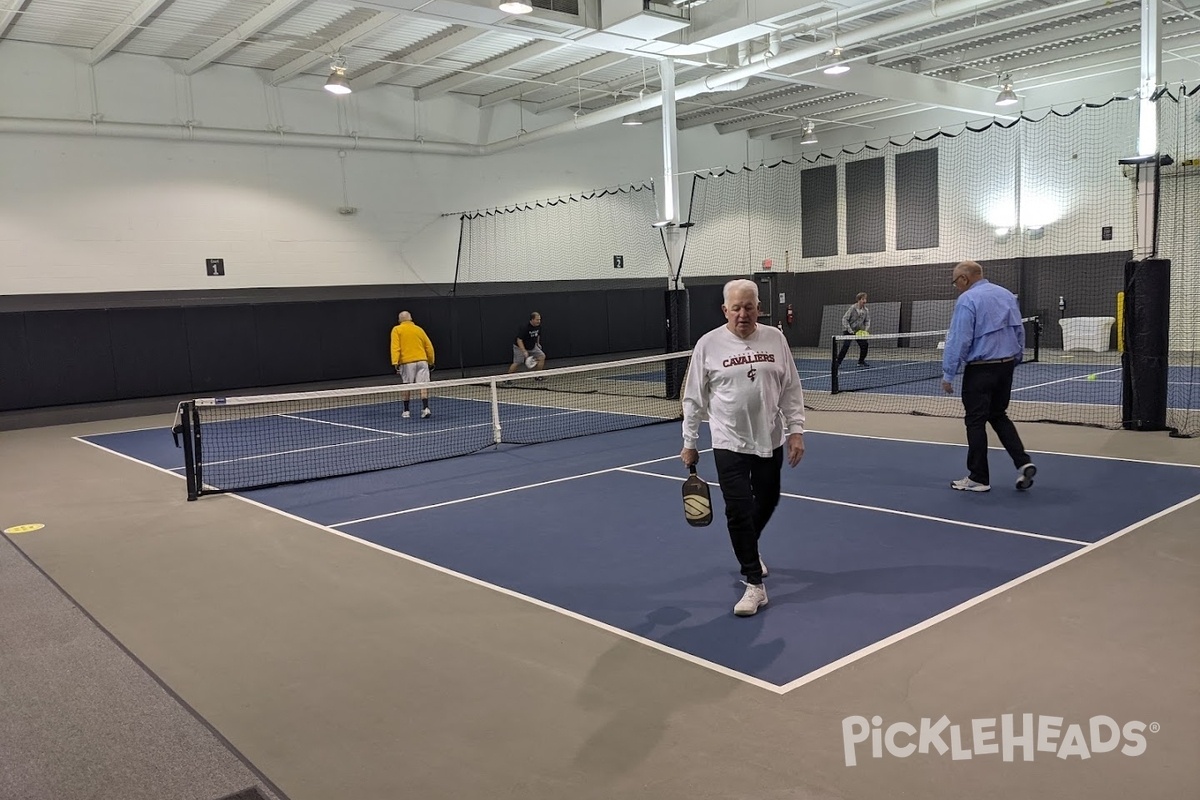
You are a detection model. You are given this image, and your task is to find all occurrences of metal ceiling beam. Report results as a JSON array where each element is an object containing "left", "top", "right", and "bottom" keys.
[
  {"left": 956, "top": 17, "right": 1200, "bottom": 82},
  {"left": 674, "top": 86, "right": 823, "bottom": 129},
  {"left": 790, "top": 62, "right": 1011, "bottom": 119},
  {"left": 716, "top": 90, "right": 866, "bottom": 133},
  {"left": 910, "top": 6, "right": 1143, "bottom": 79},
  {"left": 477, "top": 52, "right": 630, "bottom": 108},
  {"left": 349, "top": 27, "right": 481, "bottom": 92},
  {"left": 478, "top": 0, "right": 1020, "bottom": 155},
  {"left": 416, "top": 40, "right": 566, "bottom": 98},
  {"left": 181, "top": 0, "right": 308, "bottom": 75},
  {"left": 760, "top": 31, "right": 1200, "bottom": 143},
  {"left": 714, "top": 0, "right": 1115, "bottom": 119},
  {"left": 269, "top": 11, "right": 399, "bottom": 86},
  {"left": 89, "top": 0, "right": 172, "bottom": 64},
  {"left": 711, "top": 10, "right": 1195, "bottom": 135},
  {"left": 0, "top": 0, "right": 24, "bottom": 39},
  {"left": 532, "top": 63, "right": 705, "bottom": 113},
  {"left": 752, "top": 99, "right": 907, "bottom": 140},
  {"left": 636, "top": 84, "right": 831, "bottom": 127}
]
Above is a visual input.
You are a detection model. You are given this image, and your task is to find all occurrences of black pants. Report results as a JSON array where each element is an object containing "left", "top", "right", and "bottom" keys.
[
  {"left": 962, "top": 361, "right": 1030, "bottom": 485},
  {"left": 837, "top": 330, "right": 868, "bottom": 364},
  {"left": 713, "top": 447, "right": 783, "bottom": 585}
]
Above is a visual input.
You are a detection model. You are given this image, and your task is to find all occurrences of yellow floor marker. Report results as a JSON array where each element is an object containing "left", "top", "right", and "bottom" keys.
[{"left": 3, "top": 523, "right": 45, "bottom": 534}]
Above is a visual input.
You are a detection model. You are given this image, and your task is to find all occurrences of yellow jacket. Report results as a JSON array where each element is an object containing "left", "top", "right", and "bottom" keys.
[{"left": 390, "top": 321, "right": 435, "bottom": 366}]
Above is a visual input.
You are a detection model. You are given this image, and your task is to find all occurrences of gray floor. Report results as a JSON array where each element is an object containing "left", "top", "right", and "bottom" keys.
[{"left": 1, "top": 411, "right": 1197, "bottom": 800}]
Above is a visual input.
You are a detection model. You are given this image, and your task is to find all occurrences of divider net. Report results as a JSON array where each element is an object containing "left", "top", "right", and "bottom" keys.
[{"left": 176, "top": 352, "right": 689, "bottom": 499}]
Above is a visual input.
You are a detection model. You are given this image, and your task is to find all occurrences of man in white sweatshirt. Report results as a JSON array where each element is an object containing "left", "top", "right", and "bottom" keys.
[{"left": 680, "top": 279, "right": 807, "bottom": 617}]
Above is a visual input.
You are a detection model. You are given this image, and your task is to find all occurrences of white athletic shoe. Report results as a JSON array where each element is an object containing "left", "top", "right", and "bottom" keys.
[
  {"left": 760, "top": 557, "right": 768, "bottom": 578},
  {"left": 422, "top": 407, "right": 432, "bottom": 418},
  {"left": 1016, "top": 463, "right": 1037, "bottom": 490},
  {"left": 950, "top": 477, "right": 990, "bottom": 492},
  {"left": 401, "top": 410, "right": 411, "bottom": 419},
  {"left": 734, "top": 582, "right": 768, "bottom": 617}
]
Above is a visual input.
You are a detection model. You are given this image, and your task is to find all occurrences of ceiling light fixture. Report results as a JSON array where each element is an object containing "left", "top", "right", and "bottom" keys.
[
  {"left": 823, "top": 47, "right": 849, "bottom": 75},
  {"left": 324, "top": 54, "right": 351, "bottom": 95},
  {"left": 621, "top": 115, "right": 643, "bottom": 126},
  {"left": 498, "top": 0, "right": 533, "bottom": 14},
  {"left": 995, "top": 74, "right": 1018, "bottom": 107},
  {"left": 800, "top": 121, "right": 818, "bottom": 145}
]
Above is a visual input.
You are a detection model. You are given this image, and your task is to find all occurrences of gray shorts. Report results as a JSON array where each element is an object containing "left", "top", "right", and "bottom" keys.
[
  {"left": 512, "top": 345, "right": 545, "bottom": 365},
  {"left": 397, "top": 361, "right": 430, "bottom": 384}
]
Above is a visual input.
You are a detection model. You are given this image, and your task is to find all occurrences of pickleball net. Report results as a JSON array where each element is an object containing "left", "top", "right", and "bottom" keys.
[
  {"left": 827, "top": 316, "right": 1042, "bottom": 395},
  {"left": 176, "top": 351, "right": 689, "bottom": 499}
]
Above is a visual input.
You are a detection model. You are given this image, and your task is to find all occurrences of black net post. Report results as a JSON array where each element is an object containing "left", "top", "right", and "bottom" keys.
[
  {"left": 830, "top": 336, "right": 841, "bottom": 394},
  {"left": 664, "top": 289, "right": 691, "bottom": 400},
  {"left": 1121, "top": 258, "right": 1171, "bottom": 431},
  {"left": 178, "top": 401, "right": 203, "bottom": 501}
]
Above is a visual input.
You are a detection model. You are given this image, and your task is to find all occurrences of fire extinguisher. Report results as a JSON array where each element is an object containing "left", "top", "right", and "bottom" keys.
[{"left": 786, "top": 304, "right": 794, "bottom": 326}]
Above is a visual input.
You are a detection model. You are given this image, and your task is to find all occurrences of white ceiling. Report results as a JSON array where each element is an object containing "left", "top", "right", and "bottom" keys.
[{"left": 2, "top": 0, "right": 1199, "bottom": 145}]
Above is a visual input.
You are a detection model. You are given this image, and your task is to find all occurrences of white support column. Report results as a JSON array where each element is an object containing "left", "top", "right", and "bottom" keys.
[
  {"left": 657, "top": 59, "right": 685, "bottom": 288},
  {"left": 1138, "top": 0, "right": 1162, "bottom": 157},
  {"left": 1136, "top": 0, "right": 1162, "bottom": 259}
]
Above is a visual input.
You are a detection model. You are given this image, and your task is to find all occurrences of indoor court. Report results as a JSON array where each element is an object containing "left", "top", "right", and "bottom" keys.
[
  {"left": 3, "top": 407, "right": 1198, "bottom": 799},
  {"left": 3, "top": 0, "right": 1200, "bottom": 799}
]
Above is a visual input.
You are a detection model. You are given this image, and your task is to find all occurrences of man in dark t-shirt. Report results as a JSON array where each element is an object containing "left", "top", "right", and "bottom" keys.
[{"left": 507, "top": 311, "right": 545, "bottom": 375}]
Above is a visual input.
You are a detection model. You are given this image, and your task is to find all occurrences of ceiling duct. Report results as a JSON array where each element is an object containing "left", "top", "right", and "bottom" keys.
[{"left": 706, "top": 32, "right": 781, "bottom": 93}]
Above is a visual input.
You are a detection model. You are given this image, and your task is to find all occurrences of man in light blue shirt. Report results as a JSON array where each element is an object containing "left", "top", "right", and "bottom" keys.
[{"left": 941, "top": 260, "right": 1037, "bottom": 492}]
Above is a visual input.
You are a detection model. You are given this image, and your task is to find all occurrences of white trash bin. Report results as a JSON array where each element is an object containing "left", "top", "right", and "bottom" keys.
[{"left": 1060, "top": 316, "right": 1115, "bottom": 352}]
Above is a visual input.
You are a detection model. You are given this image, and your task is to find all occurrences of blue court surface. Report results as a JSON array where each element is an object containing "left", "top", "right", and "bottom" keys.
[{"left": 82, "top": 418, "right": 1200, "bottom": 692}]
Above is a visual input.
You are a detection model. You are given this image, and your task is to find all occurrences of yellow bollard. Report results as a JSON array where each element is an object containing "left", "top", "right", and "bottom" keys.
[{"left": 1116, "top": 291, "right": 1124, "bottom": 352}]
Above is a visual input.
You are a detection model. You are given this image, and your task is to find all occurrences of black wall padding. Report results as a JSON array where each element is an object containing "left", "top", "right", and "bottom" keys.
[
  {"left": 567, "top": 292, "right": 610, "bottom": 356},
  {"left": 0, "top": 313, "right": 33, "bottom": 411},
  {"left": 685, "top": 283, "right": 727, "bottom": 345},
  {"left": 846, "top": 157, "right": 886, "bottom": 255},
  {"left": 254, "top": 302, "right": 330, "bottom": 387},
  {"left": 447, "top": 297, "right": 484, "bottom": 373},
  {"left": 641, "top": 288, "right": 667, "bottom": 350},
  {"left": 608, "top": 289, "right": 650, "bottom": 352},
  {"left": 24, "top": 310, "right": 118, "bottom": 407},
  {"left": 1121, "top": 258, "right": 1171, "bottom": 431},
  {"left": 318, "top": 300, "right": 393, "bottom": 378},
  {"left": 1, "top": 287, "right": 678, "bottom": 411},
  {"left": 801, "top": 165, "right": 838, "bottom": 258},
  {"left": 109, "top": 307, "right": 192, "bottom": 398},
  {"left": 184, "top": 306, "right": 262, "bottom": 394},
  {"left": 895, "top": 149, "right": 939, "bottom": 250}
]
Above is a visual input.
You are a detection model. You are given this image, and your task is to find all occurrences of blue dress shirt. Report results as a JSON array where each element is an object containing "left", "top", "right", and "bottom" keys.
[{"left": 942, "top": 279, "right": 1025, "bottom": 383}]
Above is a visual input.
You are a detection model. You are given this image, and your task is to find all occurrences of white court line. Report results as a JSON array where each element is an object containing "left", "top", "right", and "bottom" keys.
[
  {"left": 804, "top": 428, "right": 1200, "bottom": 470},
  {"left": 618, "top": 467, "right": 1086, "bottom": 546},
  {"left": 774, "top": 489, "right": 1200, "bottom": 693},
  {"left": 72, "top": 434, "right": 1200, "bottom": 694},
  {"left": 276, "top": 413, "right": 413, "bottom": 437},
  {"left": 1012, "top": 367, "right": 1122, "bottom": 393},
  {"left": 331, "top": 451, "right": 689, "bottom": 528}
]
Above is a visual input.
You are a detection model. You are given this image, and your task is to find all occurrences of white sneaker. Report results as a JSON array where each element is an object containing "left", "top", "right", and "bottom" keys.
[
  {"left": 1016, "top": 463, "right": 1037, "bottom": 490},
  {"left": 734, "top": 582, "right": 767, "bottom": 617},
  {"left": 950, "top": 477, "right": 990, "bottom": 492},
  {"left": 760, "top": 558, "right": 768, "bottom": 578},
  {"left": 421, "top": 407, "right": 432, "bottom": 418},
  {"left": 402, "top": 410, "right": 411, "bottom": 419}
]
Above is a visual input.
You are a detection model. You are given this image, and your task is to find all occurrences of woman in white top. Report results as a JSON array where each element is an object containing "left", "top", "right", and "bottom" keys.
[{"left": 680, "top": 279, "right": 807, "bottom": 617}]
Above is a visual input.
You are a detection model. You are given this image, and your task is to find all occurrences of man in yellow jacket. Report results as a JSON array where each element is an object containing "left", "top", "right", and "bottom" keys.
[{"left": 390, "top": 311, "right": 436, "bottom": 418}]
